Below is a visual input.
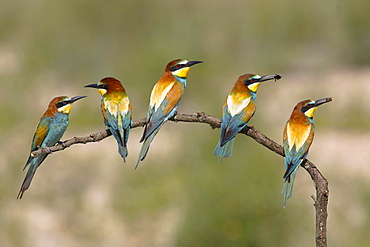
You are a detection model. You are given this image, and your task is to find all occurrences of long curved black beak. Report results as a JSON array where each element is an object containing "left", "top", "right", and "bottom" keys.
[
  {"left": 85, "top": 83, "right": 109, "bottom": 90},
  {"left": 260, "top": 74, "right": 282, "bottom": 82},
  {"left": 70, "top": 96, "right": 87, "bottom": 103},
  {"left": 84, "top": 83, "right": 100, "bottom": 89},
  {"left": 186, "top": 61, "right": 203, "bottom": 67},
  {"left": 314, "top": 97, "right": 332, "bottom": 107}
]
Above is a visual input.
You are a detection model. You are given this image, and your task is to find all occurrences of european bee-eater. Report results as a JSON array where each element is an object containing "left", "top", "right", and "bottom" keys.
[
  {"left": 137, "top": 59, "right": 202, "bottom": 168},
  {"left": 85, "top": 77, "right": 132, "bottom": 161},
  {"left": 213, "top": 73, "right": 281, "bottom": 160},
  {"left": 282, "top": 97, "right": 332, "bottom": 206},
  {"left": 18, "top": 95, "right": 86, "bottom": 199}
]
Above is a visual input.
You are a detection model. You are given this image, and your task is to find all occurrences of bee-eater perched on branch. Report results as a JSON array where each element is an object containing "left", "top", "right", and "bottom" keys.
[
  {"left": 137, "top": 59, "right": 202, "bottom": 169},
  {"left": 18, "top": 96, "right": 86, "bottom": 199},
  {"left": 85, "top": 77, "right": 132, "bottom": 162},
  {"left": 282, "top": 97, "right": 332, "bottom": 206},
  {"left": 213, "top": 73, "right": 281, "bottom": 160}
]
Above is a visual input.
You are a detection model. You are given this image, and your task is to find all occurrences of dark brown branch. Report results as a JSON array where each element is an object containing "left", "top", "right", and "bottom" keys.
[
  {"left": 30, "top": 117, "right": 147, "bottom": 157},
  {"left": 30, "top": 112, "right": 328, "bottom": 247},
  {"left": 304, "top": 160, "right": 329, "bottom": 247}
]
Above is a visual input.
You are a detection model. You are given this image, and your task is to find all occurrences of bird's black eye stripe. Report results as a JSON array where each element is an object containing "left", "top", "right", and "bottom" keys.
[
  {"left": 244, "top": 79, "right": 255, "bottom": 86},
  {"left": 301, "top": 103, "right": 314, "bottom": 113},
  {"left": 99, "top": 84, "right": 109, "bottom": 90},
  {"left": 301, "top": 106, "right": 308, "bottom": 113},
  {"left": 170, "top": 64, "right": 184, "bottom": 72},
  {"left": 56, "top": 100, "right": 70, "bottom": 108}
]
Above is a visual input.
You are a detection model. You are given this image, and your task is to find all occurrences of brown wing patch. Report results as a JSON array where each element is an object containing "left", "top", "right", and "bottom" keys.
[
  {"left": 150, "top": 75, "right": 176, "bottom": 109},
  {"left": 162, "top": 82, "right": 183, "bottom": 115},
  {"left": 101, "top": 101, "right": 109, "bottom": 123},
  {"left": 240, "top": 99, "right": 256, "bottom": 123},
  {"left": 33, "top": 124, "right": 49, "bottom": 150}
]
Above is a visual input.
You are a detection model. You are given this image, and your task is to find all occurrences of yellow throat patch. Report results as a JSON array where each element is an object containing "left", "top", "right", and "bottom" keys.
[
  {"left": 172, "top": 67, "right": 190, "bottom": 78},
  {"left": 304, "top": 107, "right": 317, "bottom": 118},
  {"left": 98, "top": 88, "right": 107, "bottom": 96},
  {"left": 247, "top": 82, "right": 261, "bottom": 93},
  {"left": 58, "top": 104, "right": 72, "bottom": 114}
]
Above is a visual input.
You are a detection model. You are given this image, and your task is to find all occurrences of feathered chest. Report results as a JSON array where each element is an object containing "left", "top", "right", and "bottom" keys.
[
  {"left": 285, "top": 115, "right": 314, "bottom": 152},
  {"left": 226, "top": 84, "right": 253, "bottom": 117}
]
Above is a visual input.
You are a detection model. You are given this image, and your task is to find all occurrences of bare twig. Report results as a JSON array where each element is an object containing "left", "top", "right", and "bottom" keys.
[{"left": 30, "top": 112, "right": 328, "bottom": 247}]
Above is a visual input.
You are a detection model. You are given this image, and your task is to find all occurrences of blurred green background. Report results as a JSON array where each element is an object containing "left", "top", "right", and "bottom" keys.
[{"left": 1, "top": 0, "right": 370, "bottom": 246}]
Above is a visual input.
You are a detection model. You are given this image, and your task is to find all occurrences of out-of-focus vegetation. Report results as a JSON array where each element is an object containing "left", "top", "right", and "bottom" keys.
[{"left": 1, "top": 1, "right": 370, "bottom": 246}]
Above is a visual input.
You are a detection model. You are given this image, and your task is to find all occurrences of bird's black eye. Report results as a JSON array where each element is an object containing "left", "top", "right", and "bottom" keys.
[
  {"left": 170, "top": 64, "right": 183, "bottom": 72},
  {"left": 56, "top": 100, "right": 69, "bottom": 108},
  {"left": 99, "top": 84, "right": 109, "bottom": 90},
  {"left": 301, "top": 103, "right": 314, "bottom": 113},
  {"left": 244, "top": 79, "right": 257, "bottom": 86}
]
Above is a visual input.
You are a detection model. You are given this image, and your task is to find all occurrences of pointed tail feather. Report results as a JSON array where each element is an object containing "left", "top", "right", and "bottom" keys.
[
  {"left": 17, "top": 165, "right": 37, "bottom": 199},
  {"left": 139, "top": 124, "right": 148, "bottom": 143},
  {"left": 140, "top": 118, "right": 153, "bottom": 143},
  {"left": 17, "top": 154, "right": 48, "bottom": 199},
  {"left": 282, "top": 166, "right": 300, "bottom": 207},
  {"left": 110, "top": 128, "right": 129, "bottom": 162},
  {"left": 118, "top": 145, "right": 128, "bottom": 162},
  {"left": 213, "top": 139, "right": 235, "bottom": 161},
  {"left": 136, "top": 128, "right": 160, "bottom": 170}
]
